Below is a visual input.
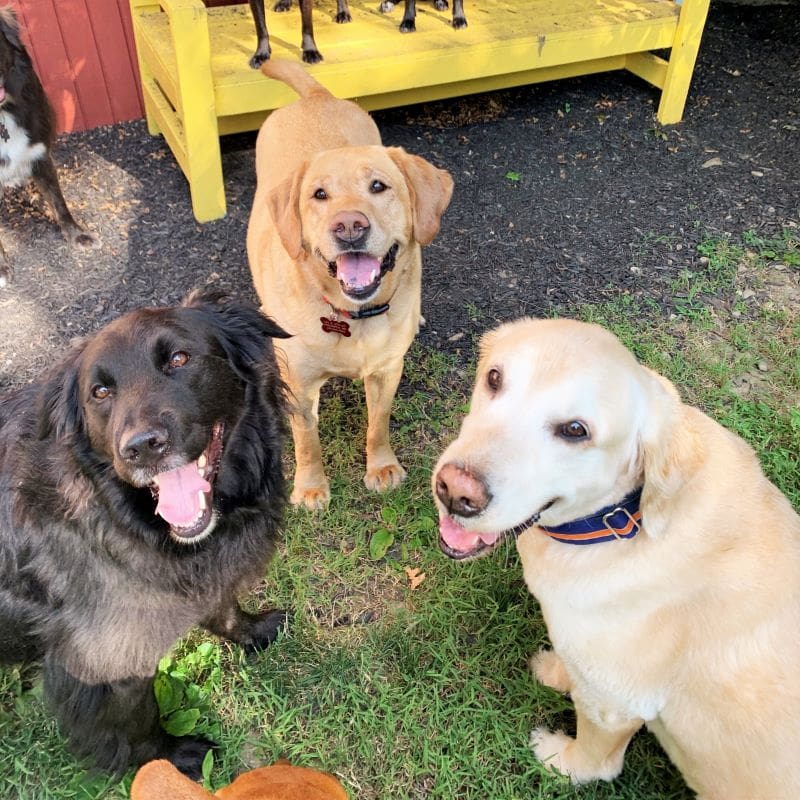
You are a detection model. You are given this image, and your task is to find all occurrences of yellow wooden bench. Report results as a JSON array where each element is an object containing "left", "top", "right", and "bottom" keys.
[{"left": 129, "top": 0, "right": 710, "bottom": 222}]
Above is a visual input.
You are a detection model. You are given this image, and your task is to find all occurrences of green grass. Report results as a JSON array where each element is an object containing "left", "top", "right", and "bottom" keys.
[{"left": 0, "top": 229, "right": 797, "bottom": 799}]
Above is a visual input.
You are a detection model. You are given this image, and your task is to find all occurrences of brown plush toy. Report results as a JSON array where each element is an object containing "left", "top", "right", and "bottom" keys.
[{"left": 130, "top": 759, "right": 349, "bottom": 800}]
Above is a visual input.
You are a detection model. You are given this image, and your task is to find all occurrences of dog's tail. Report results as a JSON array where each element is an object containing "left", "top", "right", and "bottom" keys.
[{"left": 260, "top": 59, "right": 331, "bottom": 100}]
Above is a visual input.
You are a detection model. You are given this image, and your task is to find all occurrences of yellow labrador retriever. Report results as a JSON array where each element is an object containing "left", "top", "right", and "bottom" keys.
[
  {"left": 248, "top": 60, "right": 453, "bottom": 509},
  {"left": 432, "top": 317, "right": 800, "bottom": 800}
]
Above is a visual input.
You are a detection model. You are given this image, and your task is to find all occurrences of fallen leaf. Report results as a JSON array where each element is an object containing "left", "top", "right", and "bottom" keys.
[
  {"left": 405, "top": 567, "right": 426, "bottom": 590},
  {"left": 701, "top": 157, "right": 723, "bottom": 169}
]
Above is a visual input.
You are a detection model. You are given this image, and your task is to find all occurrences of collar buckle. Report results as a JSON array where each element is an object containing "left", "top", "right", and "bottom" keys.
[{"left": 602, "top": 507, "right": 640, "bottom": 539}]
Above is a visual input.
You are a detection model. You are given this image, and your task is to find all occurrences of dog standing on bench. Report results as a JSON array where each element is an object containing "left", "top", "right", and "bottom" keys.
[
  {"left": 379, "top": 0, "right": 467, "bottom": 33},
  {"left": 247, "top": 59, "right": 453, "bottom": 509},
  {"left": 247, "top": 0, "right": 352, "bottom": 67},
  {"left": 0, "top": 7, "right": 95, "bottom": 286}
]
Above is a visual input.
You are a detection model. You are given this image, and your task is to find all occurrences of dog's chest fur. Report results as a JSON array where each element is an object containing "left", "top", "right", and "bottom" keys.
[{"left": 0, "top": 108, "right": 46, "bottom": 188}]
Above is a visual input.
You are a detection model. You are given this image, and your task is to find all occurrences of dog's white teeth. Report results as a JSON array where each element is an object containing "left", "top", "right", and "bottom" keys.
[
  {"left": 370, "top": 269, "right": 378, "bottom": 282},
  {"left": 198, "top": 491, "right": 207, "bottom": 511},
  {"left": 197, "top": 453, "right": 207, "bottom": 471}
]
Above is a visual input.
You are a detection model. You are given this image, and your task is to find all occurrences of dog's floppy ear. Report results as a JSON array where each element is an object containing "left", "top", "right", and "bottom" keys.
[
  {"left": 37, "top": 345, "right": 85, "bottom": 441},
  {"left": 265, "top": 163, "right": 307, "bottom": 260},
  {"left": 387, "top": 147, "right": 454, "bottom": 246},
  {"left": 131, "top": 759, "right": 214, "bottom": 800},
  {"left": 637, "top": 366, "right": 700, "bottom": 538},
  {"left": 0, "top": 8, "right": 24, "bottom": 51},
  {"left": 182, "top": 289, "right": 290, "bottom": 380}
]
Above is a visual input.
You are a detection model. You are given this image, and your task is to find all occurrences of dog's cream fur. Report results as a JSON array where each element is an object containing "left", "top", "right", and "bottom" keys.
[
  {"left": 433, "top": 317, "right": 800, "bottom": 799},
  {"left": 247, "top": 60, "right": 453, "bottom": 509}
]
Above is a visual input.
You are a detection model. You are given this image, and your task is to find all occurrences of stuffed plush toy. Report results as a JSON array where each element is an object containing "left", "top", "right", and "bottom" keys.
[{"left": 130, "top": 759, "right": 349, "bottom": 800}]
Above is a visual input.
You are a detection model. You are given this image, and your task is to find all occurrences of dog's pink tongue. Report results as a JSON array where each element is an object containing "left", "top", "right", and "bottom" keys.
[
  {"left": 0, "top": 86, "right": 5, "bottom": 104},
  {"left": 336, "top": 253, "right": 381, "bottom": 290},
  {"left": 153, "top": 463, "right": 210, "bottom": 527},
  {"left": 439, "top": 515, "right": 500, "bottom": 552}
]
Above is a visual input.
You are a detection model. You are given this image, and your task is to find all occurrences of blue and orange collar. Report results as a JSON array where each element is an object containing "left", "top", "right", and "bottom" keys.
[{"left": 539, "top": 488, "right": 643, "bottom": 546}]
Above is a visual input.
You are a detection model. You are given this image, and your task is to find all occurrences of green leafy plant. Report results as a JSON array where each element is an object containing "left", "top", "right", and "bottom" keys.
[{"left": 154, "top": 641, "right": 222, "bottom": 740}]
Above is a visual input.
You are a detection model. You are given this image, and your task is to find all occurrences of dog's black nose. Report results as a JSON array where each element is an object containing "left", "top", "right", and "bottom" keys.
[
  {"left": 435, "top": 463, "right": 491, "bottom": 517},
  {"left": 120, "top": 428, "right": 170, "bottom": 464},
  {"left": 331, "top": 210, "right": 370, "bottom": 244}
]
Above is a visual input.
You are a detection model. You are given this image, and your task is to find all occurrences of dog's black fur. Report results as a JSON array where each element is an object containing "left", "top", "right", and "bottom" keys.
[
  {"left": 0, "top": 8, "right": 95, "bottom": 286},
  {"left": 0, "top": 291, "right": 289, "bottom": 777},
  {"left": 379, "top": 0, "right": 467, "bottom": 33},
  {"left": 248, "top": 0, "right": 351, "bottom": 67}
]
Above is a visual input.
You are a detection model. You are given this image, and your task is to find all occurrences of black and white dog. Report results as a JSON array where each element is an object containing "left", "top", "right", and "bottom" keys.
[{"left": 0, "top": 8, "right": 95, "bottom": 286}]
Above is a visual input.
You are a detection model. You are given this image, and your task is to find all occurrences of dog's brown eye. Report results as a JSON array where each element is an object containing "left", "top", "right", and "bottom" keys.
[
  {"left": 169, "top": 351, "right": 190, "bottom": 369},
  {"left": 92, "top": 385, "right": 111, "bottom": 401},
  {"left": 313, "top": 188, "right": 328, "bottom": 200},
  {"left": 557, "top": 421, "right": 590, "bottom": 441},
  {"left": 487, "top": 368, "right": 502, "bottom": 392},
  {"left": 370, "top": 180, "right": 387, "bottom": 194}
]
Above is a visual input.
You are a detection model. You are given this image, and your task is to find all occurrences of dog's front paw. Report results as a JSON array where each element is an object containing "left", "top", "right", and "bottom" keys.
[
  {"left": 364, "top": 462, "right": 406, "bottom": 493},
  {"left": 249, "top": 47, "right": 271, "bottom": 69},
  {"left": 379, "top": 0, "right": 397, "bottom": 12},
  {"left": 160, "top": 735, "right": 216, "bottom": 781},
  {"left": 452, "top": 15, "right": 467, "bottom": 29},
  {"left": 530, "top": 727, "right": 624, "bottom": 784},
  {"left": 335, "top": 10, "right": 351, "bottom": 22},
  {"left": 291, "top": 481, "right": 330, "bottom": 510},
  {"left": 399, "top": 19, "right": 416, "bottom": 32},
  {"left": 530, "top": 727, "right": 578, "bottom": 781},
  {"left": 530, "top": 648, "right": 572, "bottom": 693},
  {"left": 273, "top": 0, "right": 291, "bottom": 10},
  {"left": 302, "top": 48, "right": 323, "bottom": 64},
  {"left": 242, "top": 609, "right": 289, "bottom": 653},
  {"left": 66, "top": 226, "right": 100, "bottom": 249}
]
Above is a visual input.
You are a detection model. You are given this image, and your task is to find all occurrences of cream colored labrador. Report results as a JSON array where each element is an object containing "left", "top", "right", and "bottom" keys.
[
  {"left": 432, "top": 317, "right": 800, "bottom": 800},
  {"left": 248, "top": 60, "right": 453, "bottom": 509}
]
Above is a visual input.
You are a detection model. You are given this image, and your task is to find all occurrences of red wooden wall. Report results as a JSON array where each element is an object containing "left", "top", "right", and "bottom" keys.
[{"left": 8, "top": 0, "right": 144, "bottom": 133}]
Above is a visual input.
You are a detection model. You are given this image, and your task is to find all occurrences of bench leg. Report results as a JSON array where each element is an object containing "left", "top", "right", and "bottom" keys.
[
  {"left": 129, "top": 0, "right": 162, "bottom": 136},
  {"left": 657, "top": 0, "right": 711, "bottom": 124},
  {"left": 170, "top": 2, "right": 226, "bottom": 221}
]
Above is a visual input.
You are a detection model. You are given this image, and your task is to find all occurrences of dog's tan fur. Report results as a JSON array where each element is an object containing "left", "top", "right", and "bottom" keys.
[
  {"left": 247, "top": 60, "right": 453, "bottom": 509},
  {"left": 130, "top": 758, "right": 349, "bottom": 800},
  {"left": 433, "top": 317, "right": 800, "bottom": 799}
]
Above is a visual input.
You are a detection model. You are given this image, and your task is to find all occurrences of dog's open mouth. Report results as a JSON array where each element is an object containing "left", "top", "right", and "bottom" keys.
[
  {"left": 438, "top": 501, "right": 556, "bottom": 560},
  {"left": 439, "top": 515, "right": 504, "bottom": 560},
  {"left": 0, "top": 85, "right": 5, "bottom": 106},
  {"left": 150, "top": 422, "right": 224, "bottom": 542},
  {"left": 328, "top": 243, "right": 399, "bottom": 300}
]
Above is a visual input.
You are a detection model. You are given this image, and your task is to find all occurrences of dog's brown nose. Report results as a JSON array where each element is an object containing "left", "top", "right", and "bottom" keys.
[
  {"left": 120, "top": 428, "right": 170, "bottom": 464},
  {"left": 331, "top": 210, "right": 370, "bottom": 244},
  {"left": 435, "top": 463, "right": 491, "bottom": 517}
]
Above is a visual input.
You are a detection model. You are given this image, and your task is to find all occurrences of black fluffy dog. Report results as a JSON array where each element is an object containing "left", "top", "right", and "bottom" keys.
[
  {"left": 0, "top": 7, "right": 95, "bottom": 286},
  {"left": 0, "top": 291, "right": 289, "bottom": 777}
]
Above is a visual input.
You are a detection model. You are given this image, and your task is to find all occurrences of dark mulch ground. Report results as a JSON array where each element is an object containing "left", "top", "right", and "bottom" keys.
[{"left": 0, "top": 2, "right": 798, "bottom": 390}]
